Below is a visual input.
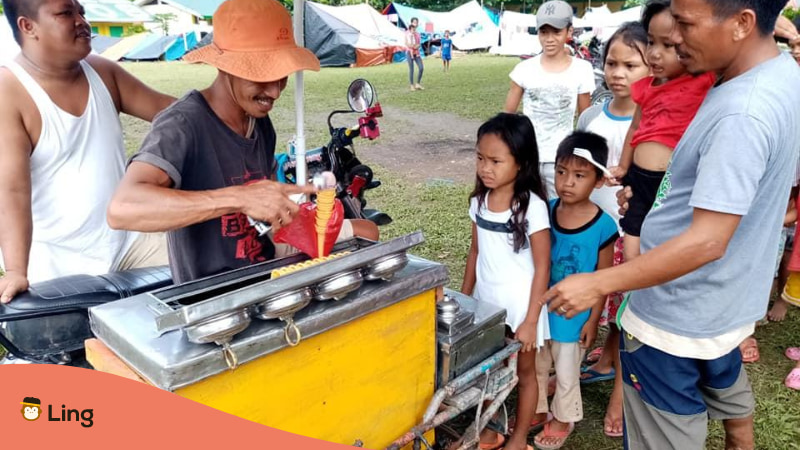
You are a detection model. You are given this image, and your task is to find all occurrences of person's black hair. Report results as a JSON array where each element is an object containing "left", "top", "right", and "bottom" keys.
[
  {"left": 602, "top": 21, "right": 648, "bottom": 67},
  {"left": 704, "top": 0, "right": 785, "bottom": 36},
  {"left": 641, "top": 0, "right": 671, "bottom": 33},
  {"left": 3, "top": 0, "right": 45, "bottom": 44},
  {"left": 793, "top": 15, "right": 800, "bottom": 33},
  {"left": 472, "top": 113, "right": 546, "bottom": 253},
  {"left": 410, "top": 16, "right": 418, "bottom": 25},
  {"left": 555, "top": 131, "right": 609, "bottom": 179}
]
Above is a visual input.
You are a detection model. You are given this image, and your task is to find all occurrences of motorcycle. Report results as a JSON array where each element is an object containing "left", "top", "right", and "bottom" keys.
[{"left": 276, "top": 79, "right": 392, "bottom": 227}]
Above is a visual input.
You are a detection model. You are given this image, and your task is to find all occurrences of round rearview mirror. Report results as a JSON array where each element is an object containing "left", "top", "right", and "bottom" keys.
[{"left": 347, "top": 79, "right": 375, "bottom": 113}]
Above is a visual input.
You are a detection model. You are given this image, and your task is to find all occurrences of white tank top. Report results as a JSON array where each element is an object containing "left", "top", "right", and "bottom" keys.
[{"left": 3, "top": 60, "right": 136, "bottom": 283}]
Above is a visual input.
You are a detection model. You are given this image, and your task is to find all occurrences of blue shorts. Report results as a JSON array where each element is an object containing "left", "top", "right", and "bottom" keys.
[
  {"left": 442, "top": 52, "right": 451, "bottom": 61},
  {"left": 619, "top": 330, "right": 754, "bottom": 449}
]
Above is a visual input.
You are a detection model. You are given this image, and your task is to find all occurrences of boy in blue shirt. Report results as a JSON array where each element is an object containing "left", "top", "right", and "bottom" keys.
[
  {"left": 533, "top": 131, "right": 618, "bottom": 449},
  {"left": 441, "top": 30, "right": 452, "bottom": 72}
]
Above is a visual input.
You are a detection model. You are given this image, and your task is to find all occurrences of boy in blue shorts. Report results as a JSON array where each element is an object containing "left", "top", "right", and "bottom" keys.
[
  {"left": 533, "top": 131, "right": 618, "bottom": 449},
  {"left": 441, "top": 30, "right": 452, "bottom": 72}
]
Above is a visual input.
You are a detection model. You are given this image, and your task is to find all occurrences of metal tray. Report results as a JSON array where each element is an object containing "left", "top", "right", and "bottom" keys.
[{"left": 147, "top": 232, "right": 424, "bottom": 334}]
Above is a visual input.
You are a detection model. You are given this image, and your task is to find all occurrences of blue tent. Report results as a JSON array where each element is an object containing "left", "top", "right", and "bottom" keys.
[
  {"left": 165, "top": 32, "right": 198, "bottom": 61},
  {"left": 122, "top": 32, "right": 198, "bottom": 61}
]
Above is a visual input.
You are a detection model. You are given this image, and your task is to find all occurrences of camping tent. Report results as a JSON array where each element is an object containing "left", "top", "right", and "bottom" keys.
[
  {"left": 490, "top": 10, "right": 540, "bottom": 56},
  {"left": 382, "top": 1, "right": 499, "bottom": 50},
  {"left": 122, "top": 31, "right": 198, "bottom": 61},
  {"left": 92, "top": 35, "right": 123, "bottom": 54},
  {"left": 305, "top": 2, "right": 401, "bottom": 67}
]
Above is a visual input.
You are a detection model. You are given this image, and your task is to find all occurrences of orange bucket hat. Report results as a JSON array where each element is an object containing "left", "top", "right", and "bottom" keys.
[{"left": 184, "top": 0, "right": 320, "bottom": 82}]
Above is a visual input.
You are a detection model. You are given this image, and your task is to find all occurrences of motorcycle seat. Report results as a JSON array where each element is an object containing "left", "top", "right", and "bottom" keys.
[{"left": 0, "top": 266, "right": 172, "bottom": 321}]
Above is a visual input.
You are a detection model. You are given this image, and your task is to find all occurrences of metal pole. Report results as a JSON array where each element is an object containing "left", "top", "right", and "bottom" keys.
[{"left": 293, "top": 0, "right": 307, "bottom": 187}]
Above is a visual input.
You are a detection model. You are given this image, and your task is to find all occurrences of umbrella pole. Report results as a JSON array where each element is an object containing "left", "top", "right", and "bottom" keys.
[{"left": 294, "top": 0, "right": 307, "bottom": 187}]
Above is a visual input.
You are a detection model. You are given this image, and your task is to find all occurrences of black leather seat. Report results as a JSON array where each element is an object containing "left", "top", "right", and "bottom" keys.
[
  {"left": 0, "top": 266, "right": 172, "bottom": 362},
  {"left": 0, "top": 266, "right": 172, "bottom": 321}
]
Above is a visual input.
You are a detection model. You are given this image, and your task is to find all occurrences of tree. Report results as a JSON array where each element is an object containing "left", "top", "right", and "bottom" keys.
[
  {"left": 624, "top": 0, "right": 646, "bottom": 7},
  {"left": 153, "top": 12, "right": 177, "bottom": 36}
]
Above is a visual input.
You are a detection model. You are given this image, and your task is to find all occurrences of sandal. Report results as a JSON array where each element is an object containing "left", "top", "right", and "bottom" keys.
[
  {"left": 583, "top": 347, "right": 603, "bottom": 365},
  {"left": 479, "top": 433, "right": 505, "bottom": 450},
  {"left": 533, "top": 422, "right": 574, "bottom": 450},
  {"left": 580, "top": 367, "right": 615, "bottom": 384},
  {"left": 786, "top": 347, "right": 800, "bottom": 361},
  {"left": 785, "top": 368, "right": 800, "bottom": 390},
  {"left": 740, "top": 337, "right": 760, "bottom": 364}
]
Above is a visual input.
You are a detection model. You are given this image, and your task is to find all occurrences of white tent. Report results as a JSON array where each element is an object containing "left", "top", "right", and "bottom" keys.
[
  {"left": 0, "top": 16, "right": 20, "bottom": 64},
  {"left": 490, "top": 10, "right": 541, "bottom": 56},
  {"left": 311, "top": 2, "right": 406, "bottom": 47},
  {"left": 385, "top": 1, "right": 498, "bottom": 50}
]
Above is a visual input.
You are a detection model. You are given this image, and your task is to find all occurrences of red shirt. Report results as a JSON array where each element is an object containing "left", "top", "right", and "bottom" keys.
[
  {"left": 630, "top": 72, "right": 716, "bottom": 148},
  {"left": 406, "top": 30, "right": 420, "bottom": 57}
]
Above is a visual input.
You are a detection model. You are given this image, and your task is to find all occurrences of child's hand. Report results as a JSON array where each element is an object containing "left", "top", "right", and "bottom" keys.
[
  {"left": 606, "top": 166, "right": 627, "bottom": 186},
  {"left": 515, "top": 320, "right": 538, "bottom": 353},
  {"left": 579, "top": 322, "right": 598, "bottom": 349}
]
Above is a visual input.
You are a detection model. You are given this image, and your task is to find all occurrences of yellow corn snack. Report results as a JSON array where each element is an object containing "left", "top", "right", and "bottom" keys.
[{"left": 270, "top": 251, "right": 350, "bottom": 279}]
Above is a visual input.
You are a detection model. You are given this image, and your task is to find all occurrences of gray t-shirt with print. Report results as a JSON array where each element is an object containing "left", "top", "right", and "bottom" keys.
[{"left": 629, "top": 53, "right": 800, "bottom": 339}]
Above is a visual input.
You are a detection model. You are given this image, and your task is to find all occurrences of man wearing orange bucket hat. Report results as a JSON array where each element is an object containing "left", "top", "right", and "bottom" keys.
[{"left": 108, "top": 0, "right": 323, "bottom": 284}]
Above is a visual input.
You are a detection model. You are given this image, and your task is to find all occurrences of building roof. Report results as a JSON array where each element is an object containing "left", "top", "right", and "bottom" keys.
[
  {"left": 136, "top": 0, "right": 226, "bottom": 18},
  {"left": 82, "top": 0, "right": 152, "bottom": 23}
]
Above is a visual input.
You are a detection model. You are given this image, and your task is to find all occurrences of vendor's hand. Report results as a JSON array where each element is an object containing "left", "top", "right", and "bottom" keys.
[
  {"left": 542, "top": 272, "right": 605, "bottom": 319},
  {"left": 606, "top": 166, "right": 627, "bottom": 186},
  {"left": 239, "top": 181, "right": 316, "bottom": 230},
  {"left": 0, "top": 271, "right": 29, "bottom": 304},
  {"left": 616, "top": 185, "right": 633, "bottom": 217},
  {"left": 579, "top": 321, "right": 598, "bottom": 349},
  {"left": 514, "top": 320, "right": 538, "bottom": 353}
]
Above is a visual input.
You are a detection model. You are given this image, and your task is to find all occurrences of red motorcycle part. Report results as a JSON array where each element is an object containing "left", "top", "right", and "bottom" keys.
[
  {"left": 273, "top": 200, "right": 344, "bottom": 258},
  {"left": 348, "top": 175, "right": 367, "bottom": 198},
  {"left": 359, "top": 117, "right": 380, "bottom": 140}
]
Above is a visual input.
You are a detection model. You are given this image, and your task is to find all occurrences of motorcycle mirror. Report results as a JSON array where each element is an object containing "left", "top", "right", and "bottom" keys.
[{"left": 347, "top": 79, "right": 376, "bottom": 113}]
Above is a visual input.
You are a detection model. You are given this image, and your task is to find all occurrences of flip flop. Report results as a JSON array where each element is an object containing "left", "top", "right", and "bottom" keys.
[
  {"left": 583, "top": 347, "right": 604, "bottom": 365},
  {"left": 479, "top": 433, "right": 505, "bottom": 450},
  {"left": 785, "top": 368, "right": 800, "bottom": 390},
  {"left": 580, "top": 367, "right": 615, "bottom": 384},
  {"left": 786, "top": 347, "right": 800, "bottom": 361},
  {"left": 498, "top": 446, "right": 534, "bottom": 450},
  {"left": 533, "top": 422, "right": 575, "bottom": 450}
]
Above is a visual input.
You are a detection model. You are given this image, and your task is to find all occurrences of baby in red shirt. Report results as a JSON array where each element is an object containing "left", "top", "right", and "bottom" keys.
[{"left": 608, "top": 0, "right": 715, "bottom": 261}]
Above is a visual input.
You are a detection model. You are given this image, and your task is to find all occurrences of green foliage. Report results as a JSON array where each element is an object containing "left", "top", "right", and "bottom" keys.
[
  {"left": 153, "top": 12, "right": 177, "bottom": 36},
  {"left": 784, "top": 7, "right": 799, "bottom": 22},
  {"left": 124, "top": 24, "right": 147, "bottom": 37},
  {"left": 624, "top": 0, "right": 646, "bottom": 7}
]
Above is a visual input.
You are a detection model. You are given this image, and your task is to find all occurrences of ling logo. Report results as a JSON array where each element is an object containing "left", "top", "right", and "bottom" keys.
[
  {"left": 21, "top": 397, "right": 42, "bottom": 421},
  {"left": 20, "top": 396, "right": 94, "bottom": 427}
]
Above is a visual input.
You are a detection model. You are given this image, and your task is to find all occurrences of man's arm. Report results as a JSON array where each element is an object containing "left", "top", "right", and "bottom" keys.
[
  {"left": 0, "top": 75, "right": 33, "bottom": 303},
  {"left": 544, "top": 208, "right": 741, "bottom": 316},
  {"left": 87, "top": 55, "right": 175, "bottom": 122},
  {"left": 577, "top": 92, "right": 591, "bottom": 115},
  {"left": 504, "top": 82, "right": 523, "bottom": 113},
  {"left": 107, "top": 162, "right": 314, "bottom": 232}
]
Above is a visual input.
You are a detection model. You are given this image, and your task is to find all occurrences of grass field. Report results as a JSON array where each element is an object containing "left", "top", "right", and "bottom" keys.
[{"left": 118, "top": 54, "right": 799, "bottom": 449}]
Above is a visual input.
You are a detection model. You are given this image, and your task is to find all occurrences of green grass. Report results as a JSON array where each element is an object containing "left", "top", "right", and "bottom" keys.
[{"left": 117, "top": 54, "right": 800, "bottom": 449}]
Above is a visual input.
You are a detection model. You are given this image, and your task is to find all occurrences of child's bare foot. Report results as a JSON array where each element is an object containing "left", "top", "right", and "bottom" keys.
[
  {"left": 739, "top": 337, "right": 760, "bottom": 363},
  {"left": 769, "top": 298, "right": 789, "bottom": 322},
  {"left": 603, "top": 397, "right": 624, "bottom": 438},
  {"left": 534, "top": 419, "right": 574, "bottom": 449},
  {"left": 503, "top": 433, "right": 532, "bottom": 450}
]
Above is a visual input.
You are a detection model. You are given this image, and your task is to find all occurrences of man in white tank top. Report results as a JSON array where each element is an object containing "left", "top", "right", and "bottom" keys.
[{"left": 0, "top": 0, "right": 175, "bottom": 303}]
